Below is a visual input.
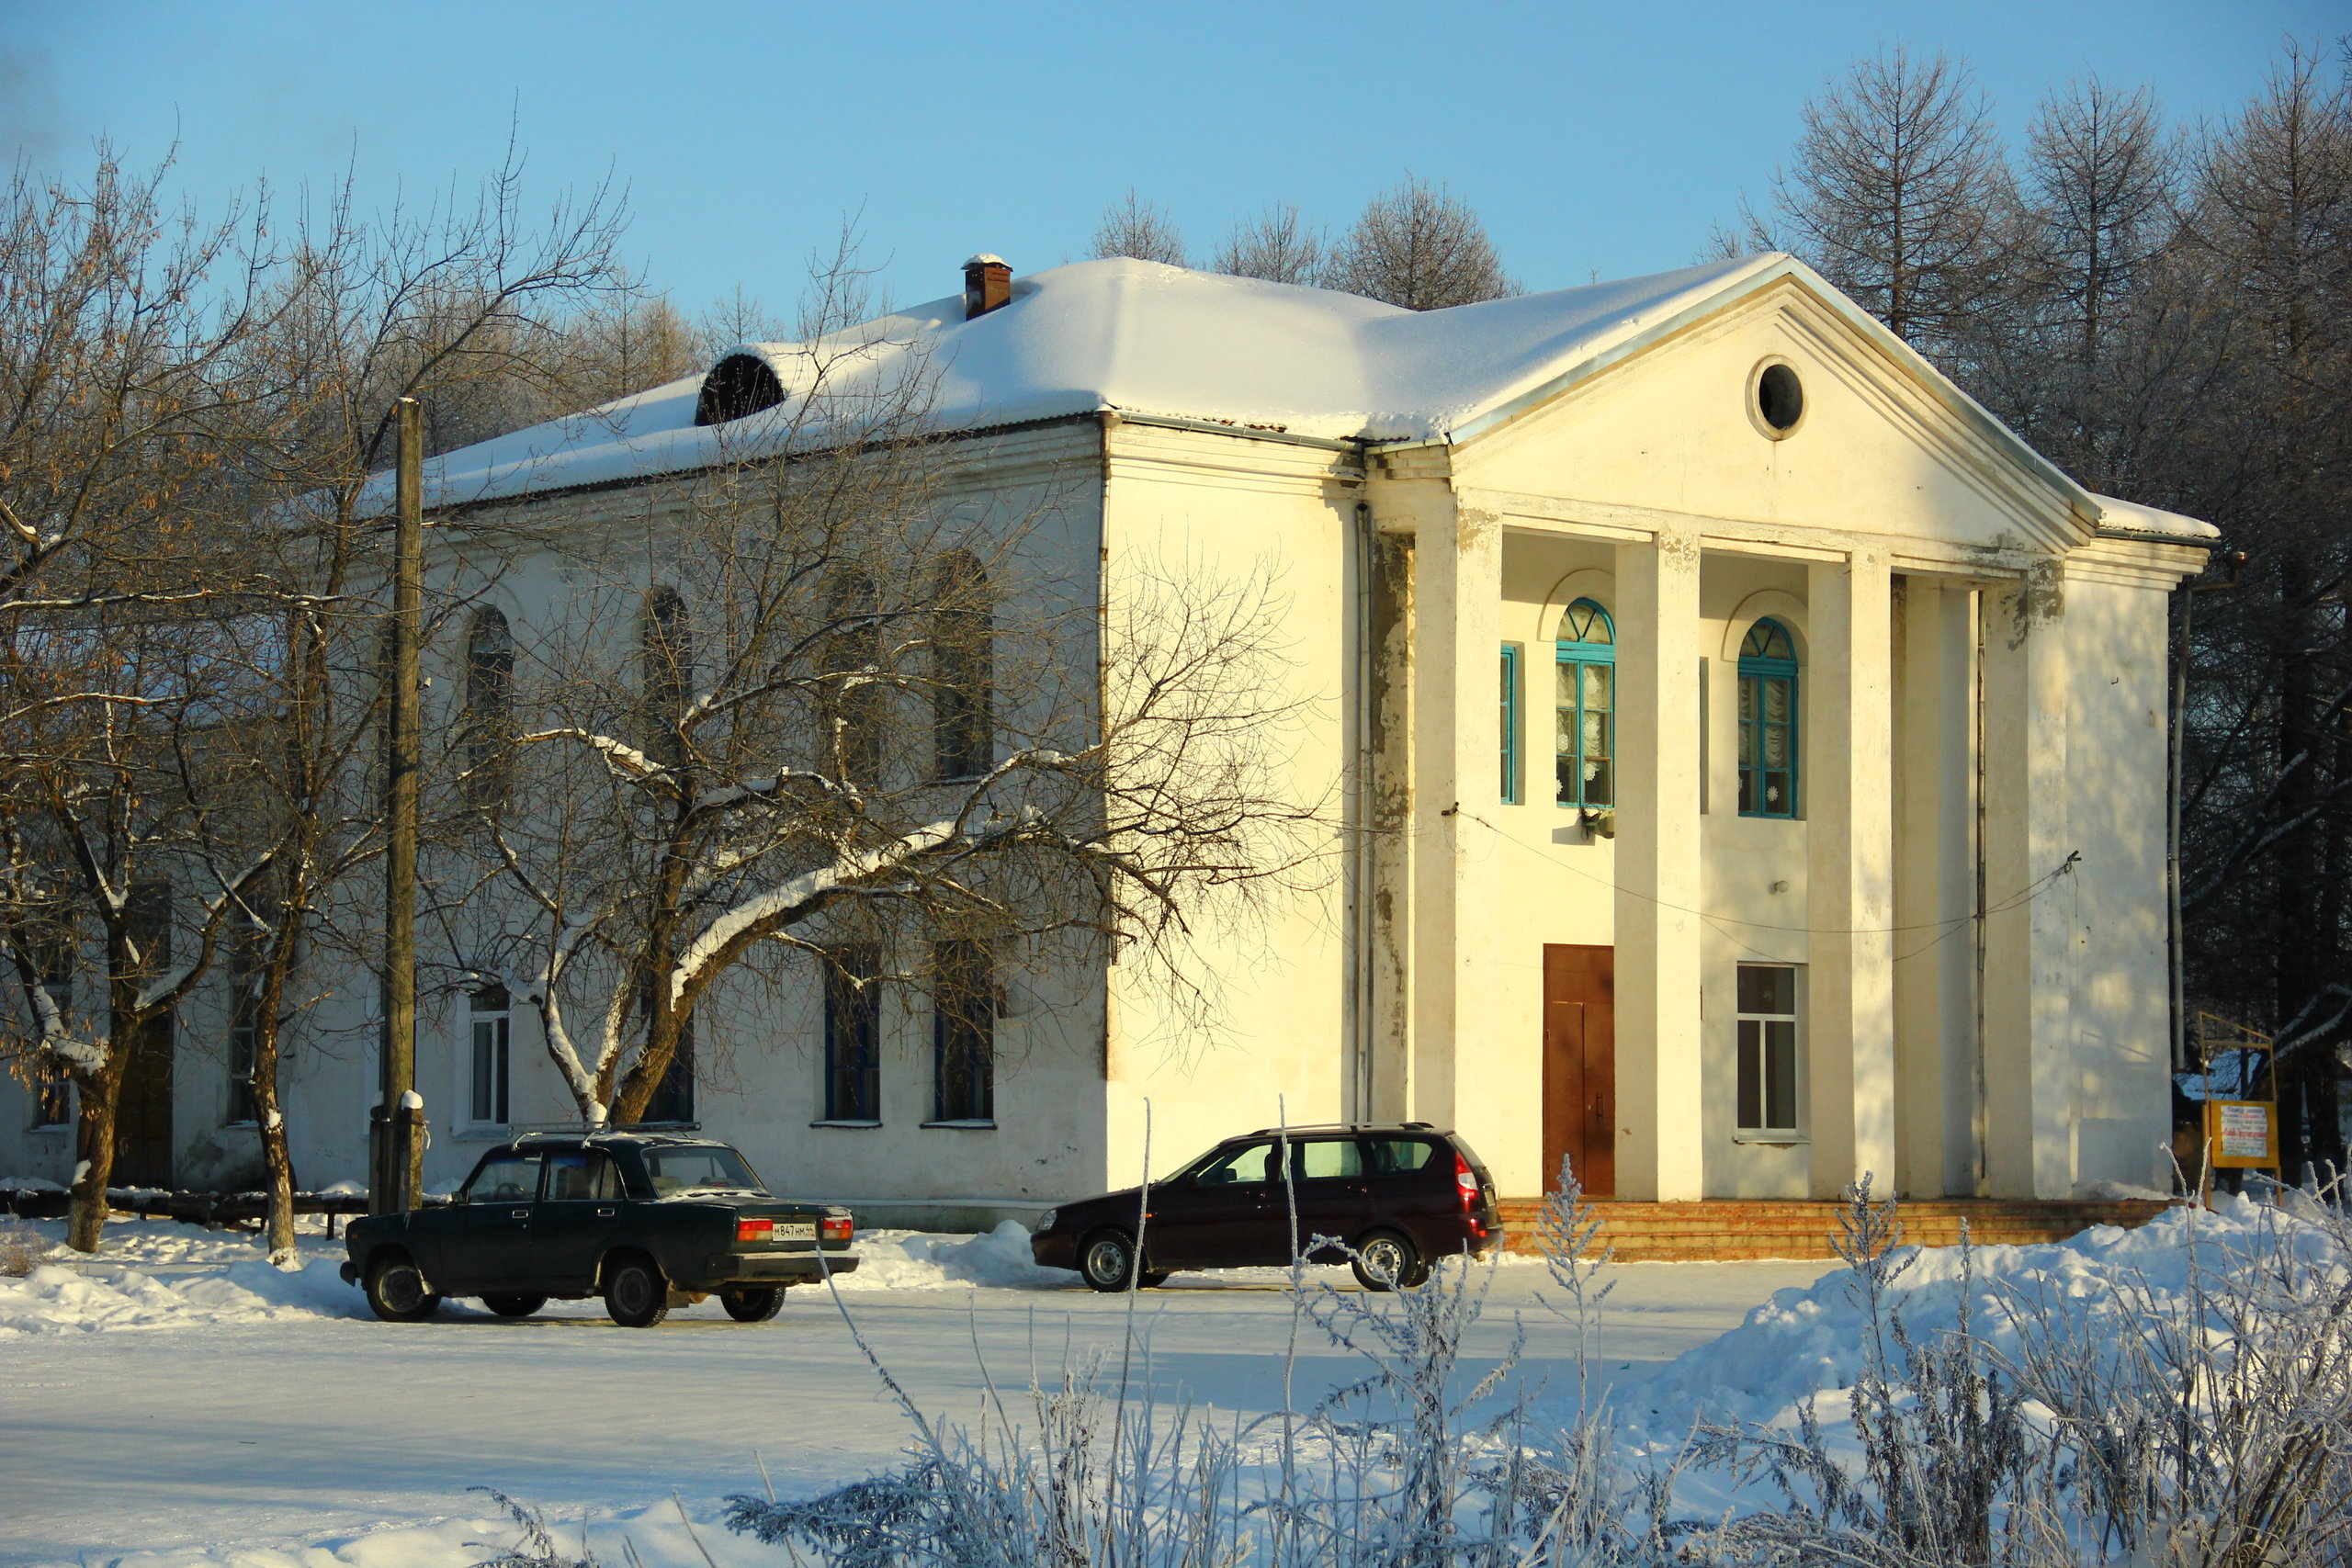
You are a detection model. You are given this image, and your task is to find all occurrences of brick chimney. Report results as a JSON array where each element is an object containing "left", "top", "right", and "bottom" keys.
[{"left": 964, "top": 254, "right": 1012, "bottom": 320}]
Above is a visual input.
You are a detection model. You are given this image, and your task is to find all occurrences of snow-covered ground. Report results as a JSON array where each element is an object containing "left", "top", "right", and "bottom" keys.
[
  {"left": 0, "top": 1213, "right": 1834, "bottom": 1566},
  {"left": 6, "top": 1197, "right": 2328, "bottom": 1568}
]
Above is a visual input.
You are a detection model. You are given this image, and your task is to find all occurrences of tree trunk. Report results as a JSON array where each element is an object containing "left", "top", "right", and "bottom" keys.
[
  {"left": 608, "top": 1000, "right": 677, "bottom": 1127},
  {"left": 252, "top": 1018, "right": 299, "bottom": 1268},
  {"left": 65, "top": 1058, "right": 122, "bottom": 1254}
]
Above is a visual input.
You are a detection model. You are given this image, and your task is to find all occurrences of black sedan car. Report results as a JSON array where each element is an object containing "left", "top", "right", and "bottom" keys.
[
  {"left": 1031, "top": 1123, "right": 1502, "bottom": 1292},
  {"left": 341, "top": 1133, "right": 857, "bottom": 1325}
]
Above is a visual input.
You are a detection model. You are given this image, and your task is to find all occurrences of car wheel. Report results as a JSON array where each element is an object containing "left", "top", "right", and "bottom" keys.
[
  {"left": 482, "top": 1293, "right": 547, "bottom": 1318},
  {"left": 720, "top": 1286, "right": 786, "bottom": 1323},
  {"left": 603, "top": 1256, "right": 670, "bottom": 1326},
  {"left": 1351, "top": 1229, "right": 1429, "bottom": 1292},
  {"left": 1078, "top": 1227, "right": 1141, "bottom": 1292},
  {"left": 364, "top": 1254, "right": 442, "bottom": 1322}
]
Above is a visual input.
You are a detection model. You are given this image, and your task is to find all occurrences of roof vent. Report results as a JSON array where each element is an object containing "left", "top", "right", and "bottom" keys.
[
  {"left": 964, "top": 254, "right": 1012, "bottom": 320},
  {"left": 695, "top": 353, "right": 784, "bottom": 426}
]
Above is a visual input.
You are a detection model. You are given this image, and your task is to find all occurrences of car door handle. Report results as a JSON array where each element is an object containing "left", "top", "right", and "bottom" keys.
[
  {"left": 595, "top": 1207, "right": 616, "bottom": 1217},
  {"left": 510, "top": 1209, "right": 530, "bottom": 1219}
]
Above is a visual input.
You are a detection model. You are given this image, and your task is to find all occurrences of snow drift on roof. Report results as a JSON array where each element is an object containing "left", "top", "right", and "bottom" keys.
[
  {"left": 364, "top": 252, "right": 2221, "bottom": 551},
  {"left": 373, "top": 254, "right": 1788, "bottom": 511},
  {"left": 2090, "top": 492, "right": 2222, "bottom": 541}
]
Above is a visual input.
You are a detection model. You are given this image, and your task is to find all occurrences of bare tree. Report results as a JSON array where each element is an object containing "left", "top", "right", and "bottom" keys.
[
  {"left": 189, "top": 155, "right": 637, "bottom": 1262},
  {"left": 0, "top": 152, "right": 297, "bottom": 1252},
  {"left": 1211, "top": 203, "right": 1327, "bottom": 285},
  {"left": 2162, "top": 46, "right": 2352, "bottom": 1180},
  {"left": 450, "top": 252, "right": 1318, "bottom": 1128},
  {"left": 1328, "top": 177, "right": 1514, "bottom": 310},
  {"left": 1756, "top": 48, "right": 2016, "bottom": 354},
  {"left": 1090, "top": 190, "right": 1188, "bottom": 267}
]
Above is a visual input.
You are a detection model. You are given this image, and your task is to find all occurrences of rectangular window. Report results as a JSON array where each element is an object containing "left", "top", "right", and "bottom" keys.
[
  {"left": 931, "top": 940, "right": 995, "bottom": 1124},
  {"left": 32, "top": 1059, "right": 72, "bottom": 1130},
  {"left": 225, "top": 938, "right": 262, "bottom": 1127},
  {"left": 639, "top": 1022, "right": 696, "bottom": 1126},
  {"left": 469, "top": 987, "right": 511, "bottom": 1127},
  {"left": 1499, "top": 644, "right": 1521, "bottom": 803},
  {"left": 31, "top": 938, "right": 73, "bottom": 1127},
  {"left": 1736, "top": 964, "right": 1801, "bottom": 1135},
  {"left": 823, "top": 946, "right": 881, "bottom": 1122}
]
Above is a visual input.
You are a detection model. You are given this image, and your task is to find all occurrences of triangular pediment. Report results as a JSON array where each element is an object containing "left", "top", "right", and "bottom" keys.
[{"left": 1446, "top": 264, "right": 2098, "bottom": 562}]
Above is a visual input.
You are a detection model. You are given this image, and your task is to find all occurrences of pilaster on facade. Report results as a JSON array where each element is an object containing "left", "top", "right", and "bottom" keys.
[
  {"left": 1893, "top": 577, "right": 1985, "bottom": 1198},
  {"left": 1408, "top": 498, "right": 1504, "bottom": 1132},
  {"left": 1981, "top": 572, "right": 2075, "bottom": 1198},
  {"left": 1614, "top": 528, "right": 1705, "bottom": 1201},
  {"left": 1807, "top": 551, "right": 1898, "bottom": 1197}
]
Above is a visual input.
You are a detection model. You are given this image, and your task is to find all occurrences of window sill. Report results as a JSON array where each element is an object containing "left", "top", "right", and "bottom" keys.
[
  {"left": 810, "top": 1119, "right": 883, "bottom": 1130},
  {"left": 28, "top": 1123, "right": 71, "bottom": 1134},
  {"left": 220, "top": 1120, "right": 258, "bottom": 1131},
  {"left": 922, "top": 1119, "right": 998, "bottom": 1131},
  {"left": 1733, "top": 1133, "right": 1808, "bottom": 1147},
  {"left": 1736, "top": 813, "right": 1804, "bottom": 823}
]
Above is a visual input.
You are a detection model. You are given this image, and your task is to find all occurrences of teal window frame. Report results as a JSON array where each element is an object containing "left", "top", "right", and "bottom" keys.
[
  {"left": 1499, "top": 644, "right": 1521, "bottom": 803},
  {"left": 1737, "top": 618, "right": 1800, "bottom": 818},
  {"left": 1555, "top": 600, "right": 1615, "bottom": 809}
]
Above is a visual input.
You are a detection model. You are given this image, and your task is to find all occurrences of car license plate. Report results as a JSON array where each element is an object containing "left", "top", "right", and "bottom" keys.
[{"left": 773, "top": 1222, "right": 815, "bottom": 1240}]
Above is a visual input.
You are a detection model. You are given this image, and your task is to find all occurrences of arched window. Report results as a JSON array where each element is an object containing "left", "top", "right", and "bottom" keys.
[
  {"left": 462, "top": 607, "right": 514, "bottom": 808},
  {"left": 824, "top": 570, "right": 884, "bottom": 788},
  {"left": 639, "top": 588, "right": 692, "bottom": 767},
  {"left": 1737, "top": 618, "right": 1799, "bottom": 818},
  {"left": 693, "top": 353, "right": 785, "bottom": 426},
  {"left": 1555, "top": 599, "right": 1614, "bottom": 809},
  {"left": 932, "top": 552, "right": 993, "bottom": 781}
]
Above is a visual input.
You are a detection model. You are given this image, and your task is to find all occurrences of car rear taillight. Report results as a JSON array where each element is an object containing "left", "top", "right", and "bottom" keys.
[
  {"left": 820, "top": 1214, "right": 854, "bottom": 1244},
  {"left": 1454, "top": 1153, "right": 1480, "bottom": 1213},
  {"left": 736, "top": 1218, "right": 774, "bottom": 1243}
]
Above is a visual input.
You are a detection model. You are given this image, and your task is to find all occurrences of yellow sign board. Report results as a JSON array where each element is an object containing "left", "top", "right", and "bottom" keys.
[{"left": 2207, "top": 1100, "right": 2278, "bottom": 1169}]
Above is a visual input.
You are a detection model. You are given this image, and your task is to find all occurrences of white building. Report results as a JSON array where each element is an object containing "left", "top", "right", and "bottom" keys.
[{"left": 1, "top": 254, "right": 2215, "bottom": 1214}]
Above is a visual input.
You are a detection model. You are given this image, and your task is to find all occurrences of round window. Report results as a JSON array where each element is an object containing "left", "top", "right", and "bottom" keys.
[{"left": 1756, "top": 363, "right": 1804, "bottom": 435}]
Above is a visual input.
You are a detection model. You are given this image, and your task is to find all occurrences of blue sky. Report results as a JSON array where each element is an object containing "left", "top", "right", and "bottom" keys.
[{"left": 2, "top": 2, "right": 2336, "bottom": 320}]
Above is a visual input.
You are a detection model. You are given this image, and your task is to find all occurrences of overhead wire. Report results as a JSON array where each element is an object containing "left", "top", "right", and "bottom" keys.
[{"left": 1443, "top": 807, "right": 2080, "bottom": 964}]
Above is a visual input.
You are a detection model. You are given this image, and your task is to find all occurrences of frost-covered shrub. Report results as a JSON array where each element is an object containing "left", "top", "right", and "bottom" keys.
[
  {"left": 0, "top": 1220, "right": 51, "bottom": 1277},
  {"left": 705, "top": 1168, "right": 2352, "bottom": 1568}
]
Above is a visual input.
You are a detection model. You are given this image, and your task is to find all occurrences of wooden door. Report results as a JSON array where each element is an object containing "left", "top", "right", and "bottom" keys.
[{"left": 1543, "top": 944, "right": 1616, "bottom": 1198}]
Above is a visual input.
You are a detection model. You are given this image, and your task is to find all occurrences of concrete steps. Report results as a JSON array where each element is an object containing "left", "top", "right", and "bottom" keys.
[{"left": 1492, "top": 1197, "right": 2174, "bottom": 1262}]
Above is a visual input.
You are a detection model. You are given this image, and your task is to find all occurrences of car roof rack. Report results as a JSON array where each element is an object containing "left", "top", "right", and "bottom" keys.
[{"left": 1239, "top": 1121, "right": 1450, "bottom": 1138}]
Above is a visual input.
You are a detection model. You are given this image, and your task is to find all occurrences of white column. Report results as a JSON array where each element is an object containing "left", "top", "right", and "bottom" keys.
[
  {"left": 1808, "top": 549, "right": 1897, "bottom": 1197},
  {"left": 1981, "top": 575, "right": 2075, "bottom": 1198},
  {"left": 1408, "top": 503, "right": 1503, "bottom": 1128},
  {"left": 1614, "top": 528, "right": 1703, "bottom": 1201}
]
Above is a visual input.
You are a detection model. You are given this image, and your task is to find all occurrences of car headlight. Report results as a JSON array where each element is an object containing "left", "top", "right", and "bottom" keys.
[{"left": 1035, "top": 1209, "right": 1057, "bottom": 1234}]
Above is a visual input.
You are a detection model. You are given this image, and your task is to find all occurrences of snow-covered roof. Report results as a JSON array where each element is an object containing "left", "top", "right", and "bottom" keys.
[
  {"left": 2088, "top": 492, "right": 2222, "bottom": 542},
  {"left": 373, "top": 252, "right": 2216, "bottom": 547},
  {"left": 373, "top": 254, "right": 1794, "bottom": 510}
]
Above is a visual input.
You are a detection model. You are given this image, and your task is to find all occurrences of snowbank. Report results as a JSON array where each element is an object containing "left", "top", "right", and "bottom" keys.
[
  {"left": 0, "top": 1214, "right": 1092, "bottom": 1334},
  {"left": 1623, "top": 1195, "right": 2337, "bottom": 1439},
  {"left": 0, "top": 1257, "right": 366, "bottom": 1337},
  {"left": 835, "top": 1221, "right": 1078, "bottom": 1292}
]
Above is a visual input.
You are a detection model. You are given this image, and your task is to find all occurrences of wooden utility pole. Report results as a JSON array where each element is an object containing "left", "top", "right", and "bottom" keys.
[{"left": 372, "top": 398, "right": 425, "bottom": 1214}]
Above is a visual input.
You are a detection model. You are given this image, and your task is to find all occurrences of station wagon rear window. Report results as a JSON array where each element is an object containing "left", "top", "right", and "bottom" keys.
[
  {"left": 1362, "top": 1138, "right": 1442, "bottom": 1175},
  {"left": 642, "top": 1145, "right": 767, "bottom": 1198}
]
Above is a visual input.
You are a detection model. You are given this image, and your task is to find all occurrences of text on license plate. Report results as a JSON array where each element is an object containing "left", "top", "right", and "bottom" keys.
[{"left": 772, "top": 1222, "right": 816, "bottom": 1240}]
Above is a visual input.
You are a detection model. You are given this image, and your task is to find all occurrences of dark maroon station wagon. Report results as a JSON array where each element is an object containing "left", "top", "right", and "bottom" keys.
[{"left": 1031, "top": 1123, "right": 1502, "bottom": 1292}]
